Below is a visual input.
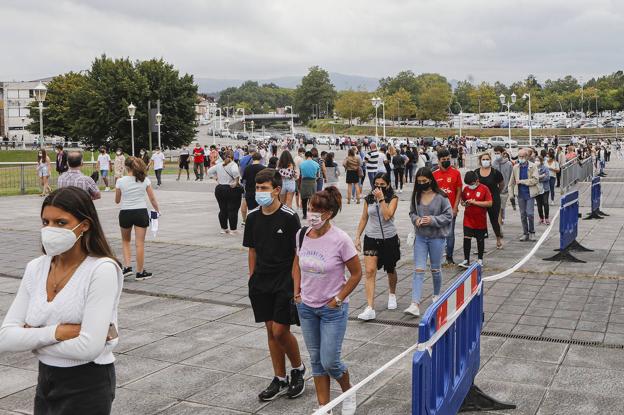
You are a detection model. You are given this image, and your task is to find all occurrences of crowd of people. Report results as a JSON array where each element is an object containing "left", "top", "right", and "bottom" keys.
[{"left": 0, "top": 132, "right": 613, "bottom": 415}]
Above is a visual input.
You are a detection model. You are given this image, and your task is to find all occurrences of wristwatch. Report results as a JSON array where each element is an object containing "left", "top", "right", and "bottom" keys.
[{"left": 334, "top": 296, "right": 343, "bottom": 306}]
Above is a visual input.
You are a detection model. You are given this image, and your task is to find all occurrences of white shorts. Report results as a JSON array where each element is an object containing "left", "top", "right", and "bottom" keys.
[{"left": 281, "top": 179, "right": 296, "bottom": 194}]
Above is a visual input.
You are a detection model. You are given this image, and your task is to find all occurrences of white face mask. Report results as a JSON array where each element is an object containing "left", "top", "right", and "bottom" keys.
[
  {"left": 306, "top": 212, "right": 327, "bottom": 230},
  {"left": 468, "top": 183, "right": 479, "bottom": 190},
  {"left": 481, "top": 160, "right": 491, "bottom": 168},
  {"left": 41, "top": 222, "right": 83, "bottom": 257}
]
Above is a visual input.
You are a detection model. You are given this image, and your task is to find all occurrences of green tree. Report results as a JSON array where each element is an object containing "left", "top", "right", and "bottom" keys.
[
  {"left": 385, "top": 88, "right": 417, "bottom": 123},
  {"left": 379, "top": 70, "right": 420, "bottom": 101},
  {"left": 417, "top": 83, "right": 452, "bottom": 121},
  {"left": 468, "top": 82, "right": 500, "bottom": 113},
  {"left": 453, "top": 81, "right": 476, "bottom": 113},
  {"left": 334, "top": 90, "right": 372, "bottom": 125},
  {"left": 294, "top": 66, "right": 337, "bottom": 122}
]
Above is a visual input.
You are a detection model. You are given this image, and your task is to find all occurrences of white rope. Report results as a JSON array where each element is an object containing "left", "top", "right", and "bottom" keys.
[{"left": 311, "top": 282, "right": 483, "bottom": 415}]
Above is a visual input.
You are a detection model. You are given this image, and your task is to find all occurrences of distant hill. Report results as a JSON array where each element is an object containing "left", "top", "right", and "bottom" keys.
[{"left": 195, "top": 72, "right": 380, "bottom": 93}]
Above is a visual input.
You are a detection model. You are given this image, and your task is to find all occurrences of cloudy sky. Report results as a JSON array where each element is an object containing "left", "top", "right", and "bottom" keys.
[{"left": 2, "top": 0, "right": 624, "bottom": 84}]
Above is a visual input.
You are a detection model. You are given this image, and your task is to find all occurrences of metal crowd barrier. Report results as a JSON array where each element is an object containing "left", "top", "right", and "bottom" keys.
[
  {"left": 412, "top": 263, "right": 515, "bottom": 414},
  {"left": 559, "top": 157, "right": 593, "bottom": 195},
  {"left": 0, "top": 161, "right": 98, "bottom": 195}
]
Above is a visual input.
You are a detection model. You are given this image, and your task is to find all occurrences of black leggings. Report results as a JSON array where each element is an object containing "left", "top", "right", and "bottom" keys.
[
  {"left": 394, "top": 169, "right": 404, "bottom": 189},
  {"left": 464, "top": 237, "right": 485, "bottom": 261},
  {"left": 536, "top": 191, "right": 550, "bottom": 219},
  {"left": 406, "top": 165, "right": 414, "bottom": 183},
  {"left": 215, "top": 184, "right": 242, "bottom": 230},
  {"left": 487, "top": 203, "right": 502, "bottom": 238},
  {"left": 302, "top": 198, "right": 310, "bottom": 218}
]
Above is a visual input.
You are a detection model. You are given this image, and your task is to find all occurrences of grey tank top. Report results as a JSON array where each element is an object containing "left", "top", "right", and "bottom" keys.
[{"left": 365, "top": 199, "right": 397, "bottom": 239}]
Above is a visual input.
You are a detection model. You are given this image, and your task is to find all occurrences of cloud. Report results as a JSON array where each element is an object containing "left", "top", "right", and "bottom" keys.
[{"left": 1, "top": 0, "right": 623, "bottom": 84}]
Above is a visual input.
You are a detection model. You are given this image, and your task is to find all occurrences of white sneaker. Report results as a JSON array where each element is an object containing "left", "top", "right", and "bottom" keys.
[
  {"left": 404, "top": 303, "right": 420, "bottom": 317},
  {"left": 432, "top": 295, "right": 440, "bottom": 303},
  {"left": 387, "top": 294, "right": 397, "bottom": 310},
  {"left": 458, "top": 260, "right": 470, "bottom": 268},
  {"left": 220, "top": 229, "right": 229, "bottom": 234},
  {"left": 342, "top": 392, "right": 357, "bottom": 415},
  {"left": 477, "top": 259, "right": 483, "bottom": 267},
  {"left": 398, "top": 189, "right": 403, "bottom": 194},
  {"left": 314, "top": 409, "right": 333, "bottom": 415},
  {"left": 104, "top": 187, "right": 110, "bottom": 192},
  {"left": 357, "top": 306, "right": 376, "bottom": 321},
  {"left": 229, "top": 230, "right": 238, "bottom": 235}
]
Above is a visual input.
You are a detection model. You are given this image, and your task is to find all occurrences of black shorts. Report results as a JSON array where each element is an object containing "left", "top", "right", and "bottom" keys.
[
  {"left": 119, "top": 209, "right": 149, "bottom": 229},
  {"left": 463, "top": 226, "right": 488, "bottom": 239},
  {"left": 363, "top": 234, "right": 401, "bottom": 273},
  {"left": 179, "top": 160, "right": 189, "bottom": 169},
  {"left": 249, "top": 277, "right": 293, "bottom": 325}
]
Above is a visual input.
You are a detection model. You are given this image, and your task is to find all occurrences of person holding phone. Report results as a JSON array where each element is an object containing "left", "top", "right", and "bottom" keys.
[
  {"left": 0, "top": 186, "right": 123, "bottom": 414},
  {"left": 459, "top": 171, "right": 493, "bottom": 268}
]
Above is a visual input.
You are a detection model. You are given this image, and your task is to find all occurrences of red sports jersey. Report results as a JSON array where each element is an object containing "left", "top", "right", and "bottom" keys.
[
  {"left": 462, "top": 183, "right": 492, "bottom": 230},
  {"left": 433, "top": 167, "right": 462, "bottom": 207},
  {"left": 193, "top": 147, "right": 205, "bottom": 163}
]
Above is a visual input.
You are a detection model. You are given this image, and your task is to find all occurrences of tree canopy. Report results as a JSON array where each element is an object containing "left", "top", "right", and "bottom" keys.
[{"left": 294, "top": 66, "right": 337, "bottom": 122}]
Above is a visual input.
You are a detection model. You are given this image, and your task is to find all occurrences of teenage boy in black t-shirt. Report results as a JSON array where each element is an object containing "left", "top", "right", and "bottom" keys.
[{"left": 243, "top": 168, "right": 306, "bottom": 401}]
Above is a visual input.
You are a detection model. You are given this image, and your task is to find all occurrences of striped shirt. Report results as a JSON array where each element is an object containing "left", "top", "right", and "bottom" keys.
[
  {"left": 365, "top": 151, "right": 380, "bottom": 173},
  {"left": 57, "top": 169, "right": 101, "bottom": 200}
]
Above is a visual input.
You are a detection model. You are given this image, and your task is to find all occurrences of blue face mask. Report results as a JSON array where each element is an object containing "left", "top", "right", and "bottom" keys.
[{"left": 255, "top": 192, "right": 274, "bottom": 207}]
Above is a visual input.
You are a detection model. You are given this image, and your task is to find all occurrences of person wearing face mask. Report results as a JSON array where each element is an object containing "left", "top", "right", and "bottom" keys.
[
  {"left": 0, "top": 187, "right": 123, "bottom": 414},
  {"left": 293, "top": 186, "right": 362, "bottom": 415},
  {"left": 492, "top": 147, "right": 513, "bottom": 225},
  {"left": 177, "top": 146, "right": 191, "bottom": 181},
  {"left": 207, "top": 150, "right": 243, "bottom": 235},
  {"left": 243, "top": 168, "right": 306, "bottom": 402},
  {"left": 299, "top": 151, "right": 321, "bottom": 219},
  {"left": 354, "top": 173, "right": 400, "bottom": 321},
  {"left": 139, "top": 148, "right": 150, "bottom": 166},
  {"left": 96, "top": 147, "right": 111, "bottom": 192},
  {"left": 433, "top": 149, "right": 463, "bottom": 265},
  {"left": 406, "top": 167, "right": 452, "bottom": 316},
  {"left": 535, "top": 156, "right": 551, "bottom": 225},
  {"left": 113, "top": 148, "right": 125, "bottom": 186},
  {"left": 148, "top": 146, "right": 165, "bottom": 187},
  {"left": 459, "top": 171, "right": 493, "bottom": 268},
  {"left": 545, "top": 149, "right": 560, "bottom": 203},
  {"left": 508, "top": 148, "right": 540, "bottom": 242},
  {"left": 474, "top": 153, "right": 504, "bottom": 249},
  {"left": 192, "top": 143, "right": 205, "bottom": 181}
]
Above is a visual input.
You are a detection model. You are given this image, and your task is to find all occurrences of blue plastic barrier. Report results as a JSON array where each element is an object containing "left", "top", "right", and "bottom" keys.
[
  {"left": 559, "top": 190, "right": 580, "bottom": 251},
  {"left": 412, "top": 264, "right": 484, "bottom": 415},
  {"left": 590, "top": 176, "right": 601, "bottom": 215}
]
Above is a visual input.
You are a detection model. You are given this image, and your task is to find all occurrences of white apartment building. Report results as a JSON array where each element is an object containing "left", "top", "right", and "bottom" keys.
[{"left": 0, "top": 78, "right": 52, "bottom": 142}]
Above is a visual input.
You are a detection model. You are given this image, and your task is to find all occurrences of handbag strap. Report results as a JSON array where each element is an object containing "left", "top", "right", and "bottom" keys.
[
  {"left": 298, "top": 226, "right": 309, "bottom": 252},
  {"left": 375, "top": 203, "right": 385, "bottom": 241}
]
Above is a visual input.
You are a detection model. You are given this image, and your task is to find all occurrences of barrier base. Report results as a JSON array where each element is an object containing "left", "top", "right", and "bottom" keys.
[
  {"left": 597, "top": 209, "right": 609, "bottom": 217},
  {"left": 458, "top": 384, "right": 517, "bottom": 412},
  {"left": 543, "top": 248, "right": 586, "bottom": 263},
  {"left": 555, "top": 240, "right": 593, "bottom": 253},
  {"left": 584, "top": 210, "right": 604, "bottom": 220}
]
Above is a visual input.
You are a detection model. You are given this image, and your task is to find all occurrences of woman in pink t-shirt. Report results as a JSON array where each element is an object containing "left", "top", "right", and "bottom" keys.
[{"left": 293, "top": 186, "right": 362, "bottom": 415}]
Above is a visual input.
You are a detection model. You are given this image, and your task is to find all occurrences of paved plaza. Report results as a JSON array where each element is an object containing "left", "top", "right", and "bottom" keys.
[{"left": 1, "top": 157, "right": 624, "bottom": 414}]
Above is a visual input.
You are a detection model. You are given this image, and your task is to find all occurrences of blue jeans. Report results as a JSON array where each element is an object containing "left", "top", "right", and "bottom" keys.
[
  {"left": 445, "top": 216, "right": 457, "bottom": 259},
  {"left": 368, "top": 172, "right": 376, "bottom": 188},
  {"left": 412, "top": 235, "right": 445, "bottom": 303},
  {"left": 518, "top": 196, "right": 535, "bottom": 235},
  {"left": 297, "top": 302, "right": 349, "bottom": 379}
]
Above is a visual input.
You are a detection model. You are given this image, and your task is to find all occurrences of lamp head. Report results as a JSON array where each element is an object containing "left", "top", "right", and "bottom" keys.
[
  {"left": 523, "top": 93, "right": 530, "bottom": 100},
  {"left": 34, "top": 81, "right": 47, "bottom": 102},
  {"left": 499, "top": 94, "right": 505, "bottom": 105},
  {"left": 511, "top": 93, "right": 517, "bottom": 103},
  {"left": 127, "top": 103, "right": 136, "bottom": 117},
  {"left": 155, "top": 112, "right": 162, "bottom": 123}
]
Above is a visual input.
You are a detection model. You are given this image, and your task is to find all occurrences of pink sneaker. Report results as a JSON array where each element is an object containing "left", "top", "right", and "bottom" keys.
[{"left": 545, "top": 219, "right": 550, "bottom": 225}]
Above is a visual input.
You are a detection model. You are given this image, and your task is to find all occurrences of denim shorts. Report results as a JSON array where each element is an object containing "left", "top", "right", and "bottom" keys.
[
  {"left": 100, "top": 170, "right": 109, "bottom": 178},
  {"left": 281, "top": 179, "right": 296, "bottom": 194}
]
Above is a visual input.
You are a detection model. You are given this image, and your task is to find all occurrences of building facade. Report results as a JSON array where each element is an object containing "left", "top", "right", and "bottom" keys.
[{"left": 0, "top": 79, "right": 51, "bottom": 142}]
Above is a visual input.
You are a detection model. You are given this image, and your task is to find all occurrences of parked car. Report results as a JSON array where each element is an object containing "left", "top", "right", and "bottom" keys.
[
  {"left": 487, "top": 136, "right": 518, "bottom": 149},
  {"left": 236, "top": 132, "right": 249, "bottom": 140}
]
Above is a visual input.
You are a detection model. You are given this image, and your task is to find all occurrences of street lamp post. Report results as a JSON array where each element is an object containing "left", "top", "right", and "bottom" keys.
[
  {"left": 285, "top": 105, "right": 295, "bottom": 134},
  {"left": 33, "top": 81, "right": 47, "bottom": 148},
  {"left": 522, "top": 93, "right": 532, "bottom": 146},
  {"left": 499, "top": 93, "right": 517, "bottom": 143},
  {"left": 127, "top": 103, "right": 137, "bottom": 156},
  {"left": 155, "top": 112, "right": 162, "bottom": 148},
  {"left": 371, "top": 97, "right": 382, "bottom": 138},
  {"left": 236, "top": 108, "right": 246, "bottom": 133},
  {"left": 250, "top": 120, "right": 255, "bottom": 138},
  {"left": 455, "top": 101, "right": 463, "bottom": 138}
]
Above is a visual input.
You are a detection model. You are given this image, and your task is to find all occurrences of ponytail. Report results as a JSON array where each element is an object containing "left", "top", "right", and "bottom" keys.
[
  {"left": 125, "top": 156, "right": 147, "bottom": 182},
  {"left": 310, "top": 185, "right": 342, "bottom": 218}
]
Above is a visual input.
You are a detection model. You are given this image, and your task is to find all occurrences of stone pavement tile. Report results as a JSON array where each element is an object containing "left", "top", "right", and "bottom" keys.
[
  {"left": 159, "top": 402, "right": 248, "bottom": 415},
  {"left": 111, "top": 387, "right": 177, "bottom": 415},
  {"left": 571, "top": 330, "right": 605, "bottom": 342},
  {"left": 495, "top": 339, "right": 567, "bottom": 364},
  {"left": 580, "top": 311, "right": 610, "bottom": 322},
  {"left": 113, "top": 354, "right": 172, "bottom": 386},
  {"left": 187, "top": 373, "right": 270, "bottom": 413},
  {"left": 488, "top": 313, "right": 521, "bottom": 325},
  {"left": 0, "top": 367, "right": 37, "bottom": 399},
  {"left": 537, "top": 388, "right": 624, "bottom": 415},
  {"left": 115, "top": 329, "right": 168, "bottom": 353},
  {"left": 181, "top": 344, "right": 268, "bottom": 373},
  {"left": 330, "top": 367, "right": 402, "bottom": 398},
  {"left": 343, "top": 342, "right": 407, "bottom": 369},
  {"left": 132, "top": 314, "right": 210, "bottom": 336},
  {"left": 541, "top": 328, "right": 573, "bottom": 340},
  {"left": 551, "top": 365, "right": 624, "bottom": 396},
  {"left": 482, "top": 322, "right": 514, "bottom": 333},
  {"left": 609, "top": 313, "right": 624, "bottom": 324},
  {"left": 607, "top": 322, "right": 624, "bottom": 334},
  {"left": 256, "top": 381, "right": 320, "bottom": 414},
  {"left": 123, "top": 364, "right": 230, "bottom": 400},
  {"left": 563, "top": 345, "right": 624, "bottom": 370},
  {"left": 352, "top": 396, "right": 411, "bottom": 415},
  {"left": 546, "top": 317, "right": 578, "bottom": 330},
  {"left": 497, "top": 304, "right": 529, "bottom": 315},
  {"left": 511, "top": 324, "right": 544, "bottom": 336},
  {"left": 575, "top": 320, "right": 607, "bottom": 332},
  {"left": 0, "top": 386, "right": 34, "bottom": 413},
  {"left": 0, "top": 350, "right": 33, "bottom": 367},
  {"left": 480, "top": 336, "right": 506, "bottom": 359},
  {"left": 465, "top": 380, "right": 546, "bottom": 415},
  {"left": 343, "top": 321, "right": 389, "bottom": 342},
  {"left": 369, "top": 325, "right": 418, "bottom": 348},
  {"left": 225, "top": 328, "right": 271, "bottom": 350},
  {"left": 0, "top": 409, "right": 21, "bottom": 414},
  {"left": 550, "top": 308, "right": 582, "bottom": 319},
  {"left": 524, "top": 307, "right": 554, "bottom": 318},
  {"left": 216, "top": 308, "right": 264, "bottom": 328},
  {"left": 517, "top": 315, "right": 549, "bottom": 326},
  {"left": 177, "top": 321, "right": 257, "bottom": 344},
  {"left": 604, "top": 332, "right": 624, "bottom": 344},
  {"left": 374, "top": 370, "right": 412, "bottom": 402},
  {"left": 126, "top": 336, "right": 220, "bottom": 363},
  {"left": 476, "top": 357, "right": 558, "bottom": 387}
]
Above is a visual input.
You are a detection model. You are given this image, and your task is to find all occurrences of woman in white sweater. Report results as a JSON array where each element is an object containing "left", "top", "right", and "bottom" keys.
[{"left": 0, "top": 186, "right": 123, "bottom": 415}]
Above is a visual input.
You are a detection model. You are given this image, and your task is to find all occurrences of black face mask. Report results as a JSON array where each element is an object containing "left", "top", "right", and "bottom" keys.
[
  {"left": 441, "top": 160, "right": 451, "bottom": 169},
  {"left": 415, "top": 182, "right": 431, "bottom": 192}
]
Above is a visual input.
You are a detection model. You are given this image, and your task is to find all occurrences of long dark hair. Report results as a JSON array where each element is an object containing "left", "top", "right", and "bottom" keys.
[
  {"left": 41, "top": 187, "right": 118, "bottom": 263},
  {"left": 411, "top": 167, "right": 447, "bottom": 208},
  {"left": 278, "top": 150, "right": 294, "bottom": 169},
  {"left": 365, "top": 172, "right": 395, "bottom": 204},
  {"left": 37, "top": 149, "right": 47, "bottom": 163}
]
